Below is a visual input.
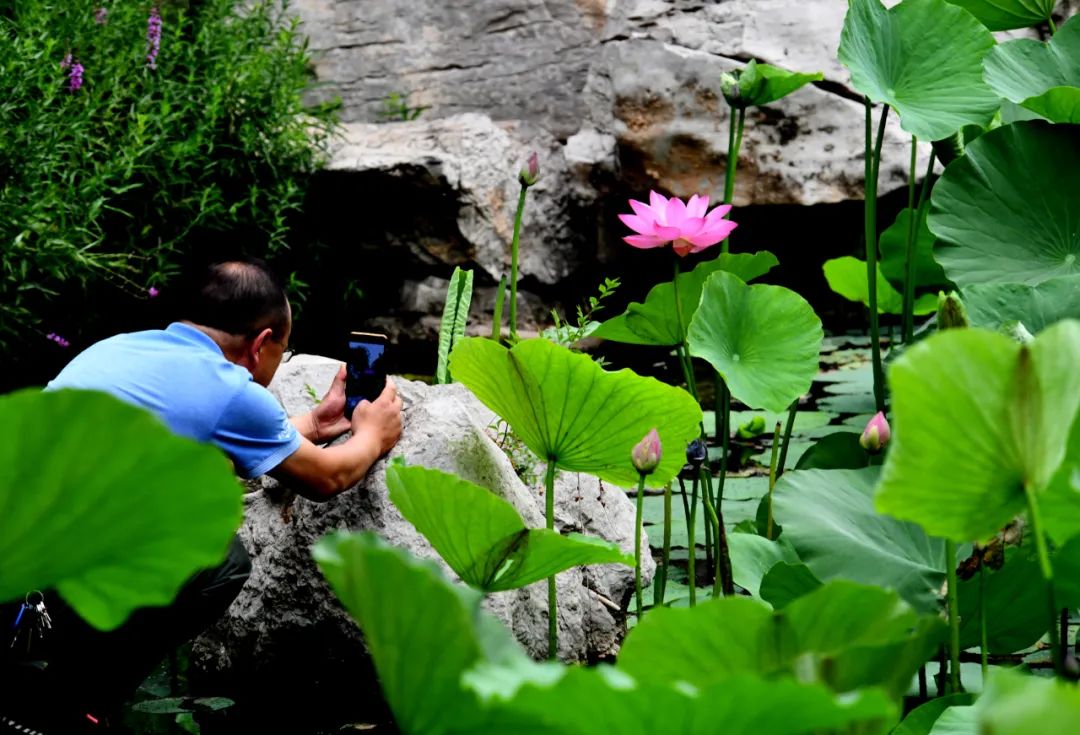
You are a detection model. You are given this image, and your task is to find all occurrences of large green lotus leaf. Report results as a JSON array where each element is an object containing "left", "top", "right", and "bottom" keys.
[
  {"left": 824, "top": 256, "right": 939, "bottom": 315},
  {"left": 1021, "top": 86, "right": 1080, "bottom": 124},
  {"left": 984, "top": 17, "right": 1080, "bottom": 120},
  {"left": 728, "top": 532, "right": 800, "bottom": 600},
  {"left": 795, "top": 432, "right": 873, "bottom": 471},
  {"left": 687, "top": 271, "right": 823, "bottom": 413},
  {"left": 956, "top": 546, "right": 1045, "bottom": 654},
  {"left": 313, "top": 531, "right": 535, "bottom": 735},
  {"left": 593, "top": 251, "right": 779, "bottom": 347},
  {"left": 467, "top": 662, "right": 897, "bottom": 735},
  {"left": 759, "top": 561, "right": 824, "bottom": 609},
  {"left": 894, "top": 694, "right": 976, "bottom": 735},
  {"left": 619, "top": 579, "right": 942, "bottom": 698},
  {"left": 449, "top": 338, "right": 701, "bottom": 486},
  {"left": 386, "top": 464, "right": 631, "bottom": 592},
  {"left": 1050, "top": 534, "right": 1080, "bottom": 610},
  {"left": 929, "top": 707, "right": 977, "bottom": 735},
  {"left": 875, "top": 322, "right": 1080, "bottom": 541},
  {"left": 838, "top": 0, "right": 999, "bottom": 140},
  {"left": 1040, "top": 411, "right": 1080, "bottom": 545},
  {"left": 0, "top": 389, "right": 242, "bottom": 630},
  {"left": 929, "top": 122, "right": 1080, "bottom": 288},
  {"left": 946, "top": 0, "right": 1055, "bottom": 30},
  {"left": 773, "top": 468, "right": 946, "bottom": 613},
  {"left": 976, "top": 668, "right": 1080, "bottom": 734},
  {"left": 964, "top": 276, "right": 1080, "bottom": 335},
  {"left": 879, "top": 207, "right": 950, "bottom": 293}
]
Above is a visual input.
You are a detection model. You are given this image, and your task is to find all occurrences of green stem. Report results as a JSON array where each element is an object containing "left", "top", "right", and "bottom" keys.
[
  {"left": 979, "top": 563, "right": 989, "bottom": 681},
  {"left": 722, "top": 107, "right": 746, "bottom": 253},
  {"left": 864, "top": 99, "right": 890, "bottom": 414},
  {"left": 545, "top": 460, "right": 558, "bottom": 659},
  {"left": 1025, "top": 482, "right": 1063, "bottom": 675},
  {"left": 766, "top": 421, "right": 782, "bottom": 540},
  {"left": 901, "top": 136, "right": 918, "bottom": 344},
  {"left": 699, "top": 468, "right": 722, "bottom": 598},
  {"left": 491, "top": 275, "right": 507, "bottom": 342},
  {"left": 945, "top": 539, "right": 963, "bottom": 693},
  {"left": 1049, "top": 16, "right": 1058, "bottom": 34},
  {"left": 634, "top": 473, "right": 647, "bottom": 619},
  {"left": 656, "top": 481, "right": 672, "bottom": 606},
  {"left": 775, "top": 400, "right": 798, "bottom": 479},
  {"left": 903, "top": 147, "right": 937, "bottom": 344},
  {"left": 688, "top": 474, "right": 699, "bottom": 606},
  {"left": 509, "top": 184, "right": 529, "bottom": 340},
  {"left": 715, "top": 379, "right": 734, "bottom": 597}
]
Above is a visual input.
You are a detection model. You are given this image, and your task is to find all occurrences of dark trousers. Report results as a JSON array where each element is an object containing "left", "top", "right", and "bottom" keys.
[{"left": 1, "top": 535, "right": 250, "bottom": 724}]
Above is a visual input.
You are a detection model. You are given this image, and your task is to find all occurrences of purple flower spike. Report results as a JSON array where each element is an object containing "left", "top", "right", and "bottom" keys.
[
  {"left": 146, "top": 7, "right": 162, "bottom": 70},
  {"left": 94, "top": 7, "right": 108, "bottom": 25},
  {"left": 46, "top": 332, "right": 71, "bottom": 348},
  {"left": 69, "top": 62, "right": 84, "bottom": 92}
]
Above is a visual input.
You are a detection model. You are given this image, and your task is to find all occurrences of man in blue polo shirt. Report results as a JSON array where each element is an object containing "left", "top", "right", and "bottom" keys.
[{"left": 21, "top": 258, "right": 402, "bottom": 731}]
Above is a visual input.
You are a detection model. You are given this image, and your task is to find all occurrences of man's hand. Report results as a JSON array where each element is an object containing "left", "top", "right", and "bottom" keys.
[
  {"left": 350, "top": 378, "right": 403, "bottom": 457},
  {"left": 309, "top": 365, "right": 351, "bottom": 442}
]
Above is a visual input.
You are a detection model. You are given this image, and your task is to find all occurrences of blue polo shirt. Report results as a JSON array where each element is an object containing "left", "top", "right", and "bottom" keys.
[{"left": 46, "top": 322, "right": 301, "bottom": 479}]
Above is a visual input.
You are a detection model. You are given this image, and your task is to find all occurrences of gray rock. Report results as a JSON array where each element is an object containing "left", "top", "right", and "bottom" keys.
[
  {"left": 193, "top": 355, "right": 651, "bottom": 703},
  {"left": 326, "top": 113, "right": 582, "bottom": 286}
]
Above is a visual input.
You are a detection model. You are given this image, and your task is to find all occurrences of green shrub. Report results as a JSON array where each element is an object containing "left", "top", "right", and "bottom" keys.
[{"left": 0, "top": 0, "right": 336, "bottom": 346}]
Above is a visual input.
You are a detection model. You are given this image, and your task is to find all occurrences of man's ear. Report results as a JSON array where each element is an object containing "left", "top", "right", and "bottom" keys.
[{"left": 250, "top": 327, "right": 275, "bottom": 365}]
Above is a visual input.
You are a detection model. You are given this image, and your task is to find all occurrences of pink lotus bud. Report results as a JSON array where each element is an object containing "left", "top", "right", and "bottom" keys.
[
  {"left": 518, "top": 151, "right": 540, "bottom": 187},
  {"left": 860, "top": 411, "right": 891, "bottom": 453},
  {"left": 632, "top": 428, "right": 662, "bottom": 475}
]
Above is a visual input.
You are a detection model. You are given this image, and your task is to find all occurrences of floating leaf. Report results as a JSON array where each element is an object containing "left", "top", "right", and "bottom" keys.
[
  {"left": 593, "top": 252, "right": 779, "bottom": 346},
  {"left": 963, "top": 276, "right": 1080, "bottom": 335},
  {"left": 386, "top": 463, "right": 631, "bottom": 592},
  {"left": 929, "top": 121, "right": 1080, "bottom": 288},
  {"left": 687, "top": 272, "right": 823, "bottom": 413},
  {"left": 773, "top": 467, "right": 947, "bottom": 613},
  {"left": 946, "top": 0, "right": 1055, "bottom": 30},
  {"left": 823, "top": 256, "right": 938, "bottom": 315},
  {"left": 450, "top": 338, "right": 702, "bottom": 486},
  {"left": 759, "top": 561, "right": 824, "bottom": 609},
  {"left": 727, "top": 532, "right": 800, "bottom": 600},
  {"left": 795, "top": 432, "right": 873, "bottom": 471},
  {"left": 984, "top": 17, "right": 1080, "bottom": 121},
  {"left": 957, "top": 546, "right": 1045, "bottom": 654},
  {"left": 839, "top": 0, "right": 999, "bottom": 140},
  {"left": 875, "top": 322, "right": 1080, "bottom": 541},
  {"left": 894, "top": 693, "right": 976, "bottom": 735},
  {"left": 0, "top": 390, "right": 242, "bottom": 630},
  {"left": 618, "top": 580, "right": 943, "bottom": 698}
]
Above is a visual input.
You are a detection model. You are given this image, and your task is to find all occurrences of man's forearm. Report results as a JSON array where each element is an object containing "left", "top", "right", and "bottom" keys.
[{"left": 290, "top": 412, "right": 319, "bottom": 443}]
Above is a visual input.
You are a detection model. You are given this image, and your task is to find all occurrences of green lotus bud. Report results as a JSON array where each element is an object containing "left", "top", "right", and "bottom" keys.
[{"left": 936, "top": 291, "right": 969, "bottom": 330}]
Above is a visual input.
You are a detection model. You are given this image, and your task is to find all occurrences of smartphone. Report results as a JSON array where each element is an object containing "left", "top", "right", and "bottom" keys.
[{"left": 345, "top": 332, "right": 389, "bottom": 420}]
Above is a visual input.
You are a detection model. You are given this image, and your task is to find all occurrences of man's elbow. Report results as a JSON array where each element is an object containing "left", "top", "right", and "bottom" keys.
[{"left": 298, "top": 472, "right": 350, "bottom": 502}]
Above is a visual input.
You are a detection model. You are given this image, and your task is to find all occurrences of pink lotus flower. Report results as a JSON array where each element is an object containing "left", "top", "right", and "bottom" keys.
[
  {"left": 619, "top": 191, "right": 738, "bottom": 257},
  {"left": 631, "top": 428, "right": 662, "bottom": 475},
  {"left": 860, "top": 411, "right": 891, "bottom": 453}
]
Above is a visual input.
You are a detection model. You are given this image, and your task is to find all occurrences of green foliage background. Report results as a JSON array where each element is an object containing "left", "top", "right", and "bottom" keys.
[{"left": 0, "top": 0, "right": 336, "bottom": 349}]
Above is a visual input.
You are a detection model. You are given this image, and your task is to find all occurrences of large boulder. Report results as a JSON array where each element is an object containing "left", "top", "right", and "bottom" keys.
[{"left": 192, "top": 354, "right": 650, "bottom": 728}]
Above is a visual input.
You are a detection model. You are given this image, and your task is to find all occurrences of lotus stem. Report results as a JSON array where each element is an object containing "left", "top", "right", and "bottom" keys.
[
  {"left": 655, "top": 481, "right": 672, "bottom": 606},
  {"left": 722, "top": 106, "right": 746, "bottom": 253},
  {"left": 545, "top": 460, "right": 558, "bottom": 659},
  {"left": 766, "top": 421, "right": 782, "bottom": 540},
  {"left": 902, "top": 146, "right": 937, "bottom": 344},
  {"left": 714, "top": 379, "right": 734, "bottom": 597},
  {"left": 688, "top": 473, "right": 699, "bottom": 606},
  {"left": 775, "top": 399, "right": 799, "bottom": 479},
  {"left": 1049, "top": 16, "right": 1058, "bottom": 34},
  {"left": 945, "top": 539, "right": 963, "bottom": 693},
  {"left": 980, "top": 563, "right": 989, "bottom": 681},
  {"left": 634, "top": 473, "right": 647, "bottom": 619},
  {"left": 1025, "top": 482, "right": 1062, "bottom": 676},
  {"left": 864, "top": 98, "right": 890, "bottom": 414},
  {"left": 1061, "top": 608, "right": 1070, "bottom": 670},
  {"left": 918, "top": 666, "right": 928, "bottom": 700},
  {"left": 704, "top": 488, "right": 715, "bottom": 578},
  {"left": 509, "top": 184, "right": 529, "bottom": 341},
  {"left": 491, "top": 275, "right": 507, "bottom": 342}
]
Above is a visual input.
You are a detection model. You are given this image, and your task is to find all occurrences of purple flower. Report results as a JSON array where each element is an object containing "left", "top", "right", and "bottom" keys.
[
  {"left": 69, "top": 62, "right": 84, "bottom": 93},
  {"left": 148, "top": 286, "right": 160, "bottom": 298},
  {"left": 94, "top": 7, "right": 108, "bottom": 25},
  {"left": 60, "top": 53, "right": 72, "bottom": 71},
  {"left": 46, "top": 332, "right": 71, "bottom": 349},
  {"left": 146, "top": 7, "right": 162, "bottom": 70}
]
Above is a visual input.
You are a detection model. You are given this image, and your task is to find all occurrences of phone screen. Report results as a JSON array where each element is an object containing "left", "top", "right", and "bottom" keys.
[{"left": 345, "top": 333, "right": 388, "bottom": 419}]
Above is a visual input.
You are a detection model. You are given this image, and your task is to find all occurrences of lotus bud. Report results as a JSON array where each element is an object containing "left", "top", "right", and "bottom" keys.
[
  {"left": 936, "top": 291, "right": 969, "bottom": 331},
  {"left": 632, "top": 428, "right": 662, "bottom": 475},
  {"left": 859, "top": 411, "right": 891, "bottom": 453},
  {"left": 518, "top": 151, "right": 540, "bottom": 187},
  {"left": 685, "top": 438, "right": 707, "bottom": 470},
  {"left": 720, "top": 71, "right": 742, "bottom": 107}
]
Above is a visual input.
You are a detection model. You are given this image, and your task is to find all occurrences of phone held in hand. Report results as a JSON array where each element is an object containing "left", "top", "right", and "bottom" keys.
[{"left": 345, "top": 331, "right": 389, "bottom": 420}]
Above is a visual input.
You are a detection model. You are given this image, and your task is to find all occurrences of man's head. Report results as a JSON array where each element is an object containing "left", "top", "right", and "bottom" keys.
[{"left": 181, "top": 258, "right": 291, "bottom": 387}]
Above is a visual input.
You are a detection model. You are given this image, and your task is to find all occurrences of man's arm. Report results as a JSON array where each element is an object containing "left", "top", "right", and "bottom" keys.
[
  {"left": 289, "top": 365, "right": 353, "bottom": 444},
  {"left": 273, "top": 378, "right": 403, "bottom": 500}
]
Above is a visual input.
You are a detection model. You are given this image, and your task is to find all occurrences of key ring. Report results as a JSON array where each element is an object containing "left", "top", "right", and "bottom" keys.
[{"left": 24, "top": 591, "right": 43, "bottom": 607}]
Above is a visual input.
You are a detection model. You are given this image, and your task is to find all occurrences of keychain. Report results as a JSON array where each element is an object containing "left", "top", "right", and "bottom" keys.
[{"left": 8, "top": 591, "right": 51, "bottom": 654}]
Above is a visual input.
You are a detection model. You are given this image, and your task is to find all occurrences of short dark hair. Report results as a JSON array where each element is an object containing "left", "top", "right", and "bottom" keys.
[{"left": 181, "top": 258, "right": 290, "bottom": 340}]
